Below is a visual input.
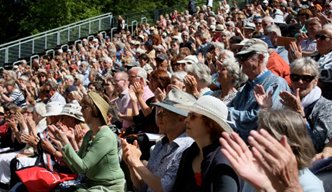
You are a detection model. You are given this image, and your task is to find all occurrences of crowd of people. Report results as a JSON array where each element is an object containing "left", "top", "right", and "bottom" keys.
[{"left": 0, "top": 0, "right": 332, "bottom": 191}]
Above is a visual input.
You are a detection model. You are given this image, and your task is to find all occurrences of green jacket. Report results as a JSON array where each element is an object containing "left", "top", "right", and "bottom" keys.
[{"left": 63, "top": 126, "right": 125, "bottom": 191}]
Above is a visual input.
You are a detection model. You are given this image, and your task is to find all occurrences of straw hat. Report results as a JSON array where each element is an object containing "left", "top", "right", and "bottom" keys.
[
  {"left": 88, "top": 91, "right": 109, "bottom": 124},
  {"left": 175, "top": 95, "right": 233, "bottom": 133}
]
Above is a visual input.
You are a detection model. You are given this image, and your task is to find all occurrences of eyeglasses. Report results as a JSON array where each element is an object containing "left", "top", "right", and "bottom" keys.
[
  {"left": 315, "top": 34, "right": 331, "bottom": 41},
  {"left": 236, "top": 51, "right": 257, "bottom": 63},
  {"left": 290, "top": 74, "right": 315, "bottom": 83}
]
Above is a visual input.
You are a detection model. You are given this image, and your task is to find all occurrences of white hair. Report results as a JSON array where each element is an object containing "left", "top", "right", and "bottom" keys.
[
  {"left": 265, "top": 24, "right": 281, "bottom": 36},
  {"left": 172, "top": 71, "right": 188, "bottom": 82},
  {"left": 130, "top": 67, "right": 148, "bottom": 84},
  {"left": 186, "top": 63, "right": 212, "bottom": 85}
]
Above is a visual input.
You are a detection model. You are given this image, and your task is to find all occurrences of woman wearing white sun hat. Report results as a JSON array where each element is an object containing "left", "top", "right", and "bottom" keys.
[{"left": 172, "top": 95, "right": 242, "bottom": 192}]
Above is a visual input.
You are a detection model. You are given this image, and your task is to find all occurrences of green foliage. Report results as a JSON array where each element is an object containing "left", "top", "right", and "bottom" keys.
[{"left": 0, "top": 0, "right": 203, "bottom": 44}]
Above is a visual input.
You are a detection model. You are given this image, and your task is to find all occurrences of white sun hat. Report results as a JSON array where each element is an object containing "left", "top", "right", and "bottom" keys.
[
  {"left": 175, "top": 95, "right": 233, "bottom": 133},
  {"left": 42, "top": 102, "right": 65, "bottom": 117}
]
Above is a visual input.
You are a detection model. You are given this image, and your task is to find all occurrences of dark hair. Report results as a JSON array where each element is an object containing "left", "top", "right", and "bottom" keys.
[
  {"left": 149, "top": 69, "right": 171, "bottom": 90},
  {"left": 202, "top": 115, "right": 223, "bottom": 141}
]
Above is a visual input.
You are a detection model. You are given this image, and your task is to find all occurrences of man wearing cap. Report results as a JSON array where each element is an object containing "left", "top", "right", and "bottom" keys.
[
  {"left": 122, "top": 89, "right": 195, "bottom": 192},
  {"left": 229, "top": 38, "right": 290, "bottom": 140}
]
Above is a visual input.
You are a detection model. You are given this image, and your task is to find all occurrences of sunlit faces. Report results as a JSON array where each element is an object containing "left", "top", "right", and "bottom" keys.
[
  {"left": 185, "top": 112, "right": 209, "bottom": 140},
  {"left": 316, "top": 29, "right": 332, "bottom": 55},
  {"left": 290, "top": 70, "right": 318, "bottom": 99}
]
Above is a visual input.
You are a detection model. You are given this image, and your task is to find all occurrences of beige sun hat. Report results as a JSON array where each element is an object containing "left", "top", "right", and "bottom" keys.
[
  {"left": 175, "top": 95, "right": 233, "bottom": 133},
  {"left": 88, "top": 91, "right": 109, "bottom": 124},
  {"left": 59, "top": 102, "right": 85, "bottom": 122}
]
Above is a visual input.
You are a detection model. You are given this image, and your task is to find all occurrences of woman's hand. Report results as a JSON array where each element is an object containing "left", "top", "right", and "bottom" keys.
[
  {"left": 54, "top": 127, "right": 70, "bottom": 146},
  {"left": 279, "top": 89, "right": 305, "bottom": 117},
  {"left": 15, "top": 112, "right": 26, "bottom": 126},
  {"left": 313, "top": 146, "right": 332, "bottom": 161},
  {"left": 154, "top": 88, "right": 166, "bottom": 102},
  {"left": 41, "top": 139, "right": 56, "bottom": 154},
  {"left": 288, "top": 41, "right": 302, "bottom": 61},
  {"left": 254, "top": 84, "right": 273, "bottom": 109},
  {"left": 220, "top": 132, "right": 274, "bottom": 191},
  {"left": 184, "top": 75, "right": 199, "bottom": 97},
  {"left": 248, "top": 129, "right": 302, "bottom": 192},
  {"left": 21, "top": 133, "right": 38, "bottom": 146}
]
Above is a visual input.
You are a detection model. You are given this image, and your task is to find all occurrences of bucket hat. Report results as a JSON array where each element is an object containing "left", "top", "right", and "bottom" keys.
[
  {"left": 59, "top": 102, "right": 85, "bottom": 122},
  {"left": 42, "top": 102, "right": 64, "bottom": 117}
]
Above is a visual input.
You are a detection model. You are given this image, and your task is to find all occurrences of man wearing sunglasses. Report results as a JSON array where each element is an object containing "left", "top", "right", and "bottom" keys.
[
  {"left": 228, "top": 38, "right": 290, "bottom": 141},
  {"left": 316, "top": 24, "right": 332, "bottom": 100}
]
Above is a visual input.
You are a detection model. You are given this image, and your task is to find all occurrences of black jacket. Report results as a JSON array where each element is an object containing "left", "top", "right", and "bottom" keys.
[{"left": 172, "top": 141, "right": 242, "bottom": 192}]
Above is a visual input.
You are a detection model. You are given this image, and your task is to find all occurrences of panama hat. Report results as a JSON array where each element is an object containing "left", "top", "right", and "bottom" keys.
[
  {"left": 175, "top": 95, "right": 233, "bottom": 133},
  {"left": 59, "top": 102, "right": 85, "bottom": 122},
  {"left": 88, "top": 91, "right": 109, "bottom": 124},
  {"left": 42, "top": 102, "right": 64, "bottom": 117},
  {"left": 152, "top": 88, "right": 196, "bottom": 117}
]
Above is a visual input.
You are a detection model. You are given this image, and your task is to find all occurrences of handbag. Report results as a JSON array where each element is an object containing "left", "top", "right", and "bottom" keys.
[
  {"left": 14, "top": 139, "right": 77, "bottom": 192},
  {"left": 15, "top": 166, "right": 77, "bottom": 192}
]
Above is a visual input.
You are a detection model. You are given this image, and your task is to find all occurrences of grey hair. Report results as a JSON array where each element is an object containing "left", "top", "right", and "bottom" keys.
[
  {"left": 265, "top": 24, "right": 281, "bottom": 36},
  {"left": 290, "top": 57, "right": 319, "bottom": 78},
  {"left": 219, "top": 49, "right": 235, "bottom": 60},
  {"left": 130, "top": 67, "right": 148, "bottom": 84},
  {"left": 211, "top": 42, "right": 225, "bottom": 50},
  {"left": 34, "top": 102, "right": 46, "bottom": 116},
  {"left": 101, "top": 56, "right": 113, "bottom": 64},
  {"left": 261, "top": 52, "right": 270, "bottom": 67},
  {"left": 262, "top": 16, "right": 274, "bottom": 25},
  {"left": 322, "top": 23, "right": 332, "bottom": 31},
  {"left": 186, "top": 63, "right": 212, "bottom": 85},
  {"left": 172, "top": 71, "right": 188, "bottom": 82},
  {"left": 222, "top": 58, "right": 248, "bottom": 88}
]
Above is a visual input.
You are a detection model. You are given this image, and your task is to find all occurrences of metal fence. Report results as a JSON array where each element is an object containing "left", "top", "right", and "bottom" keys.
[
  {"left": 0, "top": 0, "right": 246, "bottom": 67},
  {"left": 0, "top": 13, "right": 113, "bottom": 66}
]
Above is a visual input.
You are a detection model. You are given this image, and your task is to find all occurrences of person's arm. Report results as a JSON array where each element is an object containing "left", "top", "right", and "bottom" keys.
[
  {"left": 212, "top": 164, "right": 240, "bottom": 192},
  {"left": 122, "top": 139, "right": 163, "bottom": 192},
  {"left": 131, "top": 161, "right": 163, "bottom": 192},
  {"left": 61, "top": 129, "right": 115, "bottom": 173},
  {"left": 0, "top": 92, "right": 13, "bottom": 102}
]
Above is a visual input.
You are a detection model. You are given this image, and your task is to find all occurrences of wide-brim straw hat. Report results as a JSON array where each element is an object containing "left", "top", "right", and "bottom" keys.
[
  {"left": 88, "top": 91, "right": 109, "bottom": 124},
  {"left": 175, "top": 95, "right": 233, "bottom": 133}
]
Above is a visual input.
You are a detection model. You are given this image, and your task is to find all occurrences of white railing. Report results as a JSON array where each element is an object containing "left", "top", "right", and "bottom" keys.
[{"left": 0, "top": 13, "right": 113, "bottom": 65}]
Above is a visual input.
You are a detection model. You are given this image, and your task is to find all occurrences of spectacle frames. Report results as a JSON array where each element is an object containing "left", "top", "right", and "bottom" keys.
[
  {"left": 290, "top": 74, "right": 315, "bottom": 83},
  {"left": 315, "top": 34, "right": 331, "bottom": 41}
]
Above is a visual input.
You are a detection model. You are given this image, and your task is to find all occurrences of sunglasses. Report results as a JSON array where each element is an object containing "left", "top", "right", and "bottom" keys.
[
  {"left": 290, "top": 74, "right": 315, "bottom": 83},
  {"left": 315, "top": 34, "right": 331, "bottom": 41},
  {"left": 236, "top": 51, "right": 257, "bottom": 62}
]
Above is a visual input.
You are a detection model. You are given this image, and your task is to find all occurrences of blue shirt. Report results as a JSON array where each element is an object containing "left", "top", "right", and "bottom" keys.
[
  {"left": 227, "top": 70, "right": 290, "bottom": 140},
  {"left": 145, "top": 133, "right": 194, "bottom": 192}
]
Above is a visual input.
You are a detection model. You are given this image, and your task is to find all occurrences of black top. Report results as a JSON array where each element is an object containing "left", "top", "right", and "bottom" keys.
[{"left": 172, "top": 141, "right": 242, "bottom": 192}]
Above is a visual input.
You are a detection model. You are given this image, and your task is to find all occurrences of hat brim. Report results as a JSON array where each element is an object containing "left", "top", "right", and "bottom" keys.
[
  {"left": 58, "top": 112, "right": 85, "bottom": 122},
  {"left": 175, "top": 104, "right": 233, "bottom": 133},
  {"left": 152, "top": 102, "right": 188, "bottom": 117},
  {"left": 236, "top": 49, "right": 255, "bottom": 55},
  {"left": 42, "top": 112, "right": 60, "bottom": 117}
]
